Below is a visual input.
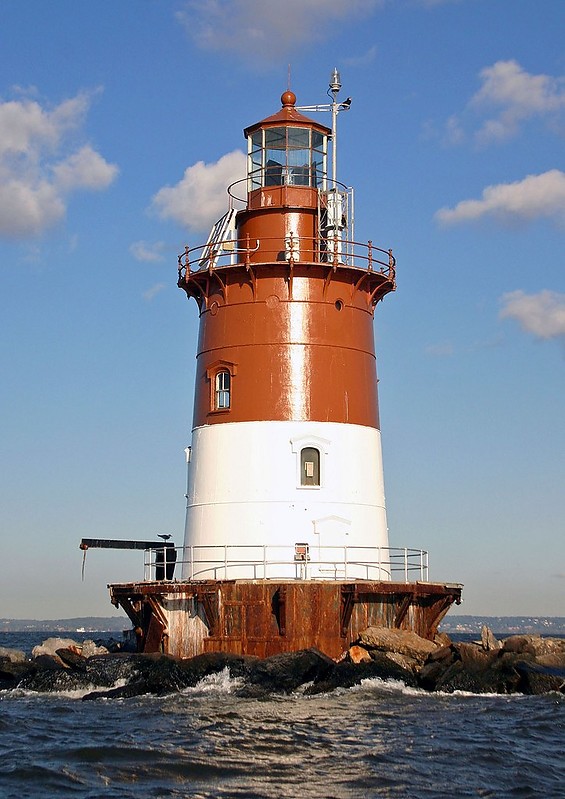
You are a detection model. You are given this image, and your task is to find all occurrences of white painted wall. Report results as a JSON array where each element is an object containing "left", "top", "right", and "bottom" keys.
[{"left": 181, "top": 420, "right": 390, "bottom": 580}]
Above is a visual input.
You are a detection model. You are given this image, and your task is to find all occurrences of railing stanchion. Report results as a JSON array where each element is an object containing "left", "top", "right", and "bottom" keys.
[{"left": 404, "top": 547, "right": 408, "bottom": 582}]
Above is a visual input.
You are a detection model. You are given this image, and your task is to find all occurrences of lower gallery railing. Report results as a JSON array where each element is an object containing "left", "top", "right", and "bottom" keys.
[{"left": 142, "top": 544, "right": 429, "bottom": 583}]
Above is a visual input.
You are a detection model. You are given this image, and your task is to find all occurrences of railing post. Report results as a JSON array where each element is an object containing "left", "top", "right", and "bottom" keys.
[
  {"left": 245, "top": 234, "right": 250, "bottom": 269},
  {"left": 404, "top": 547, "right": 408, "bottom": 582},
  {"left": 224, "top": 545, "right": 228, "bottom": 580},
  {"left": 368, "top": 240, "right": 373, "bottom": 271}
]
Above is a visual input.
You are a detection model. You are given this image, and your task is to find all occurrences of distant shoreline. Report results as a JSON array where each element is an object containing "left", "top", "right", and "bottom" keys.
[{"left": 1, "top": 615, "right": 564, "bottom": 635}]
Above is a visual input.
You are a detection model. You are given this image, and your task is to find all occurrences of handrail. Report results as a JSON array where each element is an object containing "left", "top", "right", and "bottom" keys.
[
  {"left": 177, "top": 235, "right": 395, "bottom": 280},
  {"left": 142, "top": 544, "right": 429, "bottom": 583}
]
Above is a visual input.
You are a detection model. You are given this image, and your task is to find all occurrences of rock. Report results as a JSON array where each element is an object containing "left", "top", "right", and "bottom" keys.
[
  {"left": 81, "top": 640, "right": 110, "bottom": 657},
  {"left": 434, "top": 632, "right": 452, "bottom": 648},
  {"left": 427, "top": 644, "right": 456, "bottom": 664},
  {"left": 481, "top": 625, "right": 501, "bottom": 651},
  {"left": 32, "top": 653, "right": 67, "bottom": 670},
  {"left": 349, "top": 645, "right": 372, "bottom": 664},
  {"left": 418, "top": 658, "right": 453, "bottom": 691},
  {"left": 0, "top": 658, "right": 37, "bottom": 689},
  {"left": 32, "top": 638, "right": 80, "bottom": 659},
  {"left": 56, "top": 648, "right": 88, "bottom": 671},
  {"left": 514, "top": 660, "right": 565, "bottom": 695},
  {"left": 243, "top": 649, "right": 334, "bottom": 695},
  {"left": 384, "top": 651, "right": 422, "bottom": 674},
  {"left": 357, "top": 627, "right": 437, "bottom": 663},
  {"left": 418, "top": 643, "right": 528, "bottom": 694},
  {"left": 0, "top": 646, "right": 26, "bottom": 663},
  {"left": 500, "top": 635, "right": 565, "bottom": 659},
  {"left": 536, "top": 653, "right": 565, "bottom": 669},
  {"left": 83, "top": 680, "right": 149, "bottom": 701},
  {"left": 306, "top": 650, "right": 418, "bottom": 695}
]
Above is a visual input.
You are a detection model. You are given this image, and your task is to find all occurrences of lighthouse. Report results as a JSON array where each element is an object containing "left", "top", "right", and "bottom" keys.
[
  {"left": 108, "top": 80, "right": 462, "bottom": 658},
  {"left": 179, "top": 86, "right": 394, "bottom": 582}
]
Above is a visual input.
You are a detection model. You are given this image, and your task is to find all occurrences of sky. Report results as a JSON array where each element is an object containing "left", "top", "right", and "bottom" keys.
[{"left": 1, "top": 0, "right": 564, "bottom": 620}]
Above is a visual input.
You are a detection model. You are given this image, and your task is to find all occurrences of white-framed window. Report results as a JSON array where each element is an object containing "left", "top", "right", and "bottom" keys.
[
  {"left": 300, "top": 447, "right": 320, "bottom": 486},
  {"left": 215, "top": 370, "right": 231, "bottom": 410},
  {"left": 291, "top": 434, "right": 331, "bottom": 489}
]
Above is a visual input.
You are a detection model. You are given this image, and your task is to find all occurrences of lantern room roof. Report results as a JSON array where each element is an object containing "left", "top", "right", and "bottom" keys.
[{"left": 243, "top": 91, "right": 332, "bottom": 138}]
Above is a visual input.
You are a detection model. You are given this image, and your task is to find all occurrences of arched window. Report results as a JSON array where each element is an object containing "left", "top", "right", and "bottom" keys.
[
  {"left": 215, "top": 370, "right": 231, "bottom": 410},
  {"left": 300, "top": 447, "right": 320, "bottom": 486}
]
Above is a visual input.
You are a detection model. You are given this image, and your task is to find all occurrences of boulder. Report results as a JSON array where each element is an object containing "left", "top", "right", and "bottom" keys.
[
  {"left": 0, "top": 646, "right": 26, "bottom": 663},
  {"left": 434, "top": 632, "right": 452, "bottom": 648},
  {"left": 357, "top": 627, "right": 438, "bottom": 663},
  {"left": 514, "top": 660, "right": 565, "bottom": 695},
  {"left": 56, "top": 648, "right": 88, "bottom": 671},
  {"left": 0, "top": 657, "right": 37, "bottom": 689},
  {"left": 383, "top": 651, "right": 422, "bottom": 674},
  {"left": 243, "top": 648, "right": 334, "bottom": 695},
  {"left": 499, "top": 634, "right": 564, "bottom": 657},
  {"left": 81, "top": 640, "right": 110, "bottom": 657},
  {"left": 32, "top": 638, "right": 80, "bottom": 659},
  {"left": 306, "top": 650, "right": 418, "bottom": 695},
  {"left": 348, "top": 645, "right": 372, "bottom": 664},
  {"left": 481, "top": 625, "right": 501, "bottom": 651},
  {"left": 536, "top": 653, "right": 565, "bottom": 669}
]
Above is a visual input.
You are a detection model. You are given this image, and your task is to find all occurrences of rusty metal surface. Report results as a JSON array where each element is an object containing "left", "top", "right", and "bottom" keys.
[{"left": 109, "top": 579, "right": 462, "bottom": 660}]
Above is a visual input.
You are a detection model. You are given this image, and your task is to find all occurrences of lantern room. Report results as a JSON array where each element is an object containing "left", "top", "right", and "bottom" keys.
[{"left": 242, "top": 91, "right": 331, "bottom": 208}]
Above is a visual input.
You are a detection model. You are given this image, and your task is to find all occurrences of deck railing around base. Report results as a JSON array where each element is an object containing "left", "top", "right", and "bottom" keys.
[{"left": 142, "top": 545, "right": 429, "bottom": 583}]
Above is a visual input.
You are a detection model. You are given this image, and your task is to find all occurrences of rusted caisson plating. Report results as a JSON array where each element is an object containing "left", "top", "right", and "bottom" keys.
[{"left": 109, "top": 84, "right": 461, "bottom": 658}]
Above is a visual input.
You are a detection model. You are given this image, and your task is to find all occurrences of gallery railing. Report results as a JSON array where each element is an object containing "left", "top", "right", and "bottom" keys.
[{"left": 142, "top": 544, "right": 429, "bottom": 583}]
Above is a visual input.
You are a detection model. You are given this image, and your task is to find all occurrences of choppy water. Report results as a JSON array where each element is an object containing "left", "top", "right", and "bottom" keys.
[{"left": 1, "top": 633, "right": 564, "bottom": 798}]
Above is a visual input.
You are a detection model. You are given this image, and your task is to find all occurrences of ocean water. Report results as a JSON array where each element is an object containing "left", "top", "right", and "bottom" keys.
[{"left": 1, "top": 633, "right": 564, "bottom": 799}]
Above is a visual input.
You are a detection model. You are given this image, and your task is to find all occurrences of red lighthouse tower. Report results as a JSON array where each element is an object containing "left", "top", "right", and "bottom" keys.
[{"left": 109, "top": 82, "right": 462, "bottom": 658}]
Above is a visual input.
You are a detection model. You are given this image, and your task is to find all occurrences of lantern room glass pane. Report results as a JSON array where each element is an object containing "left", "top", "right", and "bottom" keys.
[
  {"left": 265, "top": 127, "right": 286, "bottom": 150},
  {"left": 287, "top": 128, "right": 310, "bottom": 148},
  {"left": 249, "top": 125, "right": 327, "bottom": 189}
]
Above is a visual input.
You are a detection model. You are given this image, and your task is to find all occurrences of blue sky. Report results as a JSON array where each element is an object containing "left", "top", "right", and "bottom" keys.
[{"left": 1, "top": 0, "right": 564, "bottom": 620}]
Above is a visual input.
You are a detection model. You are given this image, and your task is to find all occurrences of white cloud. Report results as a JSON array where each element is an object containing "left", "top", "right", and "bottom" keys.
[
  {"left": 343, "top": 45, "right": 378, "bottom": 69},
  {"left": 0, "top": 91, "right": 117, "bottom": 239},
  {"left": 143, "top": 283, "right": 167, "bottom": 301},
  {"left": 177, "top": 0, "right": 382, "bottom": 61},
  {"left": 130, "top": 240, "right": 167, "bottom": 262},
  {"left": 500, "top": 290, "right": 565, "bottom": 340},
  {"left": 151, "top": 150, "right": 246, "bottom": 234},
  {"left": 425, "top": 342, "right": 455, "bottom": 357},
  {"left": 446, "top": 60, "right": 565, "bottom": 145},
  {"left": 52, "top": 145, "right": 117, "bottom": 191},
  {"left": 435, "top": 170, "right": 565, "bottom": 226}
]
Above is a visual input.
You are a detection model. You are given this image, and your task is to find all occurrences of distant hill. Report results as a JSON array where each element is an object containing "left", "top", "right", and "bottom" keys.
[
  {"left": 440, "top": 615, "right": 565, "bottom": 635},
  {"left": 2, "top": 615, "right": 564, "bottom": 634},
  {"left": 0, "top": 617, "right": 126, "bottom": 633}
]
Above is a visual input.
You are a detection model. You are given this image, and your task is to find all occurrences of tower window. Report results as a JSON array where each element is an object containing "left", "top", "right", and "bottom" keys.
[
  {"left": 300, "top": 447, "right": 320, "bottom": 486},
  {"left": 215, "top": 370, "right": 231, "bottom": 410}
]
